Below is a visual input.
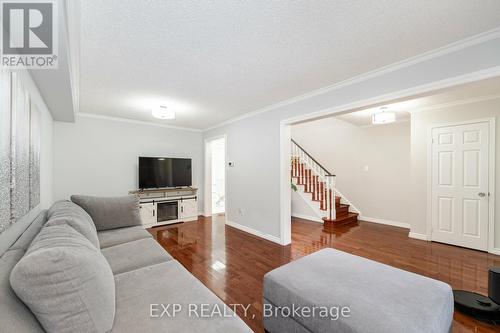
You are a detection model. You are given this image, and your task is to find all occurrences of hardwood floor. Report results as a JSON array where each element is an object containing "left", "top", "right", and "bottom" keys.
[{"left": 148, "top": 215, "right": 500, "bottom": 333}]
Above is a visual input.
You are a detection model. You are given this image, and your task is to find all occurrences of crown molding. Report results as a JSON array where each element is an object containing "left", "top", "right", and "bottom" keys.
[
  {"left": 77, "top": 112, "right": 203, "bottom": 132},
  {"left": 408, "top": 94, "right": 500, "bottom": 114},
  {"left": 351, "top": 94, "right": 500, "bottom": 128},
  {"left": 281, "top": 66, "right": 500, "bottom": 126},
  {"left": 63, "top": 0, "right": 81, "bottom": 116},
  {"left": 203, "top": 26, "right": 500, "bottom": 132}
]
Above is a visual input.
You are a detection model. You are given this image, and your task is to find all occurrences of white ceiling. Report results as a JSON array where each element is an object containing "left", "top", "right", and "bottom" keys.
[
  {"left": 80, "top": 0, "right": 500, "bottom": 130},
  {"left": 336, "top": 76, "right": 500, "bottom": 127}
]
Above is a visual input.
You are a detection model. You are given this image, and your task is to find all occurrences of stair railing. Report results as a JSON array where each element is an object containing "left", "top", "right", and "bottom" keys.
[{"left": 291, "top": 139, "right": 336, "bottom": 221}]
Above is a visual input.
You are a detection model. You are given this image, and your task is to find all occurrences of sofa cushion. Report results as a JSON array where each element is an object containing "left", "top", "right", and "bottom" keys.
[
  {"left": 101, "top": 238, "right": 174, "bottom": 274},
  {"left": 10, "top": 225, "right": 115, "bottom": 333},
  {"left": 112, "top": 261, "right": 251, "bottom": 332},
  {"left": 45, "top": 200, "right": 99, "bottom": 249},
  {"left": 47, "top": 200, "right": 94, "bottom": 224},
  {"left": 97, "top": 226, "right": 152, "bottom": 249},
  {"left": 0, "top": 250, "right": 44, "bottom": 333},
  {"left": 72, "top": 195, "right": 142, "bottom": 231}
]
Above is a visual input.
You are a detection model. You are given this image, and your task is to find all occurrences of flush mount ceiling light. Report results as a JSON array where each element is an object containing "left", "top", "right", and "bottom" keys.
[
  {"left": 372, "top": 107, "right": 395, "bottom": 125},
  {"left": 152, "top": 105, "right": 175, "bottom": 120}
]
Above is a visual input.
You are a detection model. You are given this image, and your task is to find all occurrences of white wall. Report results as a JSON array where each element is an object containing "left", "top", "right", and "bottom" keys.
[
  {"left": 291, "top": 191, "right": 318, "bottom": 221},
  {"left": 203, "top": 33, "right": 500, "bottom": 243},
  {"left": 292, "top": 118, "right": 410, "bottom": 225},
  {"left": 410, "top": 97, "right": 500, "bottom": 248},
  {"left": 53, "top": 115, "right": 204, "bottom": 211},
  {"left": 205, "top": 115, "right": 283, "bottom": 239}
]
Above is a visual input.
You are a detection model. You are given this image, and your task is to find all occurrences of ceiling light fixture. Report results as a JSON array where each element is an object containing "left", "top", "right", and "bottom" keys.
[
  {"left": 372, "top": 107, "right": 395, "bottom": 125},
  {"left": 152, "top": 105, "right": 175, "bottom": 120}
]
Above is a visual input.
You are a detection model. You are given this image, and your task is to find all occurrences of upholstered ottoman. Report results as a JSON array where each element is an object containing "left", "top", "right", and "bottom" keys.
[{"left": 263, "top": 248, "right": 453, "bottom": 333}]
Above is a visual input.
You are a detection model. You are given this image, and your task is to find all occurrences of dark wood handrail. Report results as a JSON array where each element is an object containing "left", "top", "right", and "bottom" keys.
[{"left": 291, "top": 139, "right": 335, "bottom": 176}]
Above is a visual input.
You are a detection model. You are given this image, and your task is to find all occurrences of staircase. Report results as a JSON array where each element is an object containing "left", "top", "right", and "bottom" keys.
[{"left": 291, "top": 139, "right": 358, "bottom": 227}]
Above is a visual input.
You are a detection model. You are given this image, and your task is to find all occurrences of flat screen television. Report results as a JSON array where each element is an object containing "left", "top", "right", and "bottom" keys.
[{"left": 139, "top": 157, "right": 192, "bottom": 189}]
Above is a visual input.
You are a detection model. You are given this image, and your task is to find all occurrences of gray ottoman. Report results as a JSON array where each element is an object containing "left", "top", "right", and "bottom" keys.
[{"left": 263, "top": 248, "right": 453, "bottom": 333}]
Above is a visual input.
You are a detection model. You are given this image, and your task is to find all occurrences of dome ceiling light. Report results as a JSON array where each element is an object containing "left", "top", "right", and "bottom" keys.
[{"left": 152, "top": 105, "right": 175, "bottom": 120}]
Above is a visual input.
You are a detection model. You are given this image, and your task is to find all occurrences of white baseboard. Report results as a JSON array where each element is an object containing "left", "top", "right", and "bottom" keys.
[
  {"left": 408, "top": 232, "right": 431, "bottom": 241},
  {"left": 225, "top": 220, "right": 282, "bottom": 245},
  {"left": 201, "top": 211, "right": 227, "bottom": 217},
  {"left": 292, "top": 213, "right": 322, "bottom": 223},
  {"left": 489, "top": 248, "right": 500, "bottom": 256},
  {"left": 359, "top": 216, "right": 410, "bottom": 229}
]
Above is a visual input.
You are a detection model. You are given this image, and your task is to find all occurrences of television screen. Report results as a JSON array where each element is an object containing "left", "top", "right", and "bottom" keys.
[{"left": 139, "top": 157, "right": 192, "bottom": 189}]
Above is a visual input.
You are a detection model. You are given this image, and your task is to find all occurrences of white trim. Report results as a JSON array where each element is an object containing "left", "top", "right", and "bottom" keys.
[
  {"left": 204, "top": 27, "right": 500, "bottom": 131},
  {"left": 75, "top": 28, "right": 500, "bottom": 133},
  {"left": 489, "top": 119, "right": 496, "bottom": 255},
  {"left": 204, "top": 135, "right": 228, "bottom": 218},
  {"left": 226, "top": 220, "right": 282, "bottom": 245},
  {"left": 77, "top": 112, "right": 203, "bottom": 132},
  {"left": 292, "top": 213, "right": 322, "bottom": 223},
  {"left": 490, "top": 248, "right": 500, "bottom": 256},
  {"left": 425, "top": 124, "right": 433, "bottom": 239},
  {"left": 280, "top": 123, "right": 292, "bottom": 245},
  {"left": 409, "top": 232, "right": 431, "bottom": 241},
  {"left": 359, "top": 216, "right": 410, "bottom": 229},
  {"left": 350, "top": 95, "right": 500, "bottom": 130},
  {"left": 73, "top": 28, "right": 500, "bottom": 132},
  {"left": 426, "top": 118, "right": 496, "bottom": 254},
  {"left": 62, "top": 0, "right": 80, "bottom": 116},
  {"left": 408, "top": 94, "right": 500, "bottom": 115},
  {"left": 282, "top": 66, "right": 500, "bottom": 126},
  {"left": 203, "top": 140, "right": 212, "bottom": 217}
]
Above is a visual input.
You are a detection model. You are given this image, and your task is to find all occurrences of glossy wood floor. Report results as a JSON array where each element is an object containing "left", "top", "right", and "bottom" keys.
[{"left": 148, "top": 215, "right": 500, "bottom": 333}]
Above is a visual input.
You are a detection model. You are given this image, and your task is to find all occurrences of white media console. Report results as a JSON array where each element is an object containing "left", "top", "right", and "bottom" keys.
[{"left": 129, "top": 187, "right": 198, "bottom": 227}]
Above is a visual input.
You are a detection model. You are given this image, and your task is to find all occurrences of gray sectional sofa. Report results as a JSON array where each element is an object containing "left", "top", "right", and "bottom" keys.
[{"left": 0, "top": 197, "right": 251, "bottom": 332}]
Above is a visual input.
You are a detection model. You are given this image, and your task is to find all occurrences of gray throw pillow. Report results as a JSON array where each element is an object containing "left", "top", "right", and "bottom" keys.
[
  {"left": 10, "top": 225, "right": 115, "bottom": 333},
  {"left": 71, "top": 195, "right": 142, "bottom": 231},
  {"left": 45, "top": 200, "right": 99, "bottom": 248}
]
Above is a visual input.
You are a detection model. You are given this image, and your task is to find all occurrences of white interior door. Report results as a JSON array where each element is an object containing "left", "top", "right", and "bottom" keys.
[{"left": 431, "top": 121, "right": 490, "bottom": 251}]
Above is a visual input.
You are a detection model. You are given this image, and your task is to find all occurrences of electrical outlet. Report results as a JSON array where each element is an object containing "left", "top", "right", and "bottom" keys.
[{"left": 228, "top": 161, "right": 235, "bottom": 167}]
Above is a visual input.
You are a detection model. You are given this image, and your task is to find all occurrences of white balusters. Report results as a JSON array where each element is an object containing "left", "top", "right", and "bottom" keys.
[{"left": 291, "top": 140, "right": 336, "bottom": 221}]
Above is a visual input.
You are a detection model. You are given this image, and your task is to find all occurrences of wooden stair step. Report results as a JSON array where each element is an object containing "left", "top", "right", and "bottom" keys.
[
  {"left": 336, "top": 203, "right": 349, "bottom": 211},
  {"left": 320, "top": 207, "right": 347, "bottom": 213},
  {"left": 322, "top": 212, "right": 358, "bottom": 227},
  {"left": 336, "top": 206, "right": 350, "bottom": 217},
  {"left": 320, "top": 199, "right": 345, "bottom": 211}
]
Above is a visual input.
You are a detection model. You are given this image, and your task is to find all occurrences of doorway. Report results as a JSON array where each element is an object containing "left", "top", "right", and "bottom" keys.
[
  {"left": 204, "top": 136, "right": 226, "bottom": 217},
  {"left": 430, "top": 119, "right": 494, "bottom": 251}
]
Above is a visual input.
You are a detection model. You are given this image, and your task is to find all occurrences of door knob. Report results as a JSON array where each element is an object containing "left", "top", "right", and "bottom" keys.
[{"left": 478, "top": 192, "right": 486, "bottom": 198}]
